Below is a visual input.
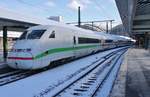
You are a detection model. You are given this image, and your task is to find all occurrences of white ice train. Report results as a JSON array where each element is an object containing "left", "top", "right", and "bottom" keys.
[{"left": 7, "top": 24, "right": 133, "bottom": 70}]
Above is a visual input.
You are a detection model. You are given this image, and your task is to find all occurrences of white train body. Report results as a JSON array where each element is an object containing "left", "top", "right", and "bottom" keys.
[{"left": 7, "top": 24, "right": 132, "bottom": 70}]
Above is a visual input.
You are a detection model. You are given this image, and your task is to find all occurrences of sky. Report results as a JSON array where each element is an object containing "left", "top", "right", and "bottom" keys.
[{"left": 0, "top": 0, "right": 121, "bottom": 25}]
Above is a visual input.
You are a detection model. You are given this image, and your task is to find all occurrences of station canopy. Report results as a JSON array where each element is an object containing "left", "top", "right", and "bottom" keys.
[
  {"left": 0, "top": 7, "right": 58, "bottom": 32},
  {"left": 133, "top": 0, "right": 150, "bottom": 34},
  {"left": 115, "top": 0, "right": 150, "bottom": 35}
]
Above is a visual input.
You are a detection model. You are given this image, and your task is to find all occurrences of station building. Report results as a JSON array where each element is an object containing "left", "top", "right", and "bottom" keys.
[{"left": 115, "top": 0, "right": 150, "bottom": 49}]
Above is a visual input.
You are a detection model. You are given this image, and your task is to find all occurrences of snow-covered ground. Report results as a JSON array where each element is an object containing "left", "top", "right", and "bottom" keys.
[
  {"left": 95, "top": 51, "right": 124, "bottom": 97},
  {"left": 57, "top": 54, "right": 118, "bottom": 97},
  {"left": 0, "top": 47, "right": 126, "bottom": 97},
  {"left": 57, "top": 50, "right": 125, "bottom": 97}
]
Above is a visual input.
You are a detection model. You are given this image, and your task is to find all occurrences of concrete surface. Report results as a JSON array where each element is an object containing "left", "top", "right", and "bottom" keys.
[{"left": 110, "top": 48, "right": 150, "bottom": 97}]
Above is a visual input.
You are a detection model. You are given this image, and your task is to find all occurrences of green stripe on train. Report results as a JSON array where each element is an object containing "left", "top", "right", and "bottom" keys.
[{"left": 33, "top": 44, "right": 100, "bottom": 60}]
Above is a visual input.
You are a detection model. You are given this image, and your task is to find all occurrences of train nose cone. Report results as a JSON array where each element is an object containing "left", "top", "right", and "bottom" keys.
[
  {"left": 7, "top": 52, "right": 33, "bottom": 69},
  {"left": 15, "top": 59, "right": 33, "bottom": 69}
]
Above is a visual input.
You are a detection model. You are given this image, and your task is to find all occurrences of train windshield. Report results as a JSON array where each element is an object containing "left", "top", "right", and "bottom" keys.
[
  {"left": 19, "top": 31, "right": 27, "bottom": 40},
  {"left": 27, "top": 30, "right": 46, "bottom": 39}
]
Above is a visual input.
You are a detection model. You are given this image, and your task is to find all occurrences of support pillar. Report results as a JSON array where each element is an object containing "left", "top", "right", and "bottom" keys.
[
  {"left": 3, "top": 26, "right": 8, "bottom": 62},
  {"left": 92, "top": 22, "right": 94, "bottom": 31},
  {"left": 110, "top": 21, "right": 112, "bottom": 32},
  {"left": 147, "top": 33, "right": 150, "bottom": 49},
  {"left": 145, "top": 32, "right": 148, "bottom": 49},
  {"left": 78, "top": 6, "right": 81, "bottom": 27},
  {"left": 106, "top": 22, "right": 108, "bottom": 33}
]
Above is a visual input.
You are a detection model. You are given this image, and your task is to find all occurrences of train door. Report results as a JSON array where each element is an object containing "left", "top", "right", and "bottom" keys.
[
  {"left": 73, "top": 34, "right": 86, "bottom": 58},
  {"left": 73, "top": 36, "right": 77, "bottom": 58}
]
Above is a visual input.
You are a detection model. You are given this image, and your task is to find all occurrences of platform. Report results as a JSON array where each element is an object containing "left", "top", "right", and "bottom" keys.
[{"left": 110, "top": 48, "right": 150, "bottom": 97}]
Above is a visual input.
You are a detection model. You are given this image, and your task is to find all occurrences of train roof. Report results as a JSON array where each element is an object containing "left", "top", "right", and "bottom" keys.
[
  {"left": 28, "top": 24, "right": 105, "bottom": 38},
  {"left": 28, "top": 24, "right": 130, "bottom": 41},
  {"left": 94, "top": 32, "right": 127, "bottom": 41}
]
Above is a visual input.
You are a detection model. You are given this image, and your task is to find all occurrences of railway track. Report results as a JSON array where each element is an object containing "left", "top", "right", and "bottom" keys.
[
  {"left": 0, "top": 70, "right": 22, "bottom": 79},
  {"left": 0, "top": 67, "right": 17, "bottom": 74},
  {"left": 38, "top": 48, "right": 127, "bottom": 97},
  {"left": 54, "top": 55, "right": 118, "bottom": 97},
  {"left": 91, "top": 50, "right": 126, "bottom": 97},
  {"left": 0, "top": 47, "right": 127, "bottom": 87},
  {"left": 0, "top": 70, "right": 38, "bottom": 86}
]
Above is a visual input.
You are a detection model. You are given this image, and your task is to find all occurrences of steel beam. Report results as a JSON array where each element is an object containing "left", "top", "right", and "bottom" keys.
[
  {"left": 133, "top": 29, "right": 150, "bottom": 33},
  {"left": 134, "top": 14, "right": 150, "bottom": 21},
  {"left": 133, "top": 25, "right": 150, "bottom": 29},
  {"left": 138, "top": 1, "right": 150, "bottom": 4}
]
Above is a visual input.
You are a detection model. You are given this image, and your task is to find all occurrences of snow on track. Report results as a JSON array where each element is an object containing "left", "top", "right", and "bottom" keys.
[
  {"left": 54, "top": 50, "right": 126, "bottom": 97},
  {"left": 54, "top": 54, "right": 117, "bottom": 97},
  {"left": 94, "top": 51, "right": 125, "bottom": 97}
]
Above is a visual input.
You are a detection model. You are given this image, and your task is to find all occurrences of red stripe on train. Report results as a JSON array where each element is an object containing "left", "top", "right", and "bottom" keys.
[{"left": 8, "top": 57, "right": 33, "bottom": 60}]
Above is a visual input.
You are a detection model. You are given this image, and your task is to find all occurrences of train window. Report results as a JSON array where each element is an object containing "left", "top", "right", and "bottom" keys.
[
  {"left": 78, "top": 37, "right": 100, "bottom": 44},
  {"left": 49, "top": 31, "right": 55, "bottom": 38},
  {"left": 19, "top": 31, "right": 27, "bottom": 40},
  {"left": 12, "top": 38, "right": 18, "bottom": 41},
  {"left": 105, "top": 40, "right": 113, "bottom": 43},
  {"left": 27, "top": 30, "right": 46, "bottom": 39},
  {"left": 99, "top": 40, "right": 101, "bottom": 43}
]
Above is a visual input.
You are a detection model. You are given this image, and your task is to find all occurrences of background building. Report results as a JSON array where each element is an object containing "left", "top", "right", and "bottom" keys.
[{"left": 0, "top": 31, "right": 21, "bottom": 51}]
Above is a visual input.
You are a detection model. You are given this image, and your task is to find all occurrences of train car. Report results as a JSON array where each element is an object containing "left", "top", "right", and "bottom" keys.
[{"left": 7, "top": 24, "right": 131, "bottom": 70}]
